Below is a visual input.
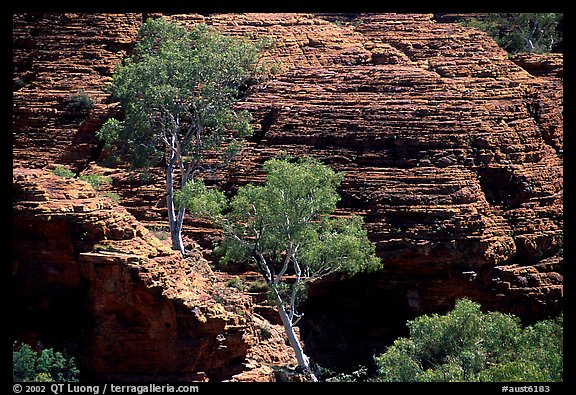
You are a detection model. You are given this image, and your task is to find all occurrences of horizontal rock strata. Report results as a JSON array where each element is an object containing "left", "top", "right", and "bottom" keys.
[
  {"left": 12, "top": 13, "right": 142, "bottom": 170},
  {"left": 12, "top": 13, "right": 562, "bottom": 374}
]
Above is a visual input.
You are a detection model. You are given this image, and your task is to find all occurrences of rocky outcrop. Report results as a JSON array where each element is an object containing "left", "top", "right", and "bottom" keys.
[
  {"left": 510, "top": 52, "right": 563, "bottom": 79},
  {"left": 509, "top": 52, "right": 563, "bottom": 153},
  {"left": 12, "top": 13, "right": 562, "bottom": 374},
  {"left": 12, "top": 168, "right": 296, "bottom": 381}
]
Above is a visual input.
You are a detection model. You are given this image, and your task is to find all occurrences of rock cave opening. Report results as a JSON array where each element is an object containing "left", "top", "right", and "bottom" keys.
[
  {"left": 476, "top": 167, "right": 530, "bottom": 209},
  {"left": 12, "top": 218, "right": 95, "bottom": 378},
  {"left": 298, "top": 271, "right": 418, "bottom": 375},
  {"left": 12, "top": 275, "right": 94, "bottom": 377}
]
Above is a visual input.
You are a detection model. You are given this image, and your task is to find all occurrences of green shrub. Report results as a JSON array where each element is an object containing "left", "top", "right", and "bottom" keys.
[
  {"left": 49, "top": 166, "right": 76, "bottom": 178},
  {"left": 64, "top": 90, "right": 94, "bottom": 115},
  {"left": 49, "top": 166, "right": 118, "bottom": 200},
  {"left": 247, "top": 280, "right": 268, "bottom": 293},
  {"left": 226, "top": 276, "right": 246, "bottom": 291},
  {"left": 375, "top": 299, "right": 562, "bottom": 382},
  {"left": 323, "top": 366, "right": 369, "bottom": 382},
  {"left": 78, "top": 174, "right": 112, "bottom": 189},
  {"left": 13, "top": 342, "right": 79, "bottom": 382},
  {"left": 103, "top": 192, "right": 121, "bottom": 203}
]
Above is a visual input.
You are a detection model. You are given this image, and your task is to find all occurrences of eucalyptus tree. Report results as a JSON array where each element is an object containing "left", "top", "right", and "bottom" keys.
[
  {"left": 177, "top": 157, "right": 382, "bottom": 381},
  {"left": 463, "top": 13, "right": 563, "bottom": 53},
  {"left": 375, "top": 299, "right": 563, "bottom": 382},
  {"left": 97, "top": 17, "right": 274, "bottom": 255}
]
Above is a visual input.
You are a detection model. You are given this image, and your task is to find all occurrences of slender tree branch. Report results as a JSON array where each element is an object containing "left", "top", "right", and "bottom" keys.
[
  {"left": 292, "top": 312, "right": 303, "bottom": 326},
  {"left": 274, "top": 242, "right": 295, "bottom": 286},
  {"left": 256, "top": 252, "right": 273, "bottom": 284},
  {"left": 289, "top": 248, "right": 302, "bottom": 323}
]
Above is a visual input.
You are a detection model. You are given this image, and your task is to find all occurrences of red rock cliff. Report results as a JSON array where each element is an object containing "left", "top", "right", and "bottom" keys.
[
  {"left": 12, "top": 13, "right": 562, "bottom": 373},
  {"left": 12, "top": 168, "right": 296, "bottom": 381}
]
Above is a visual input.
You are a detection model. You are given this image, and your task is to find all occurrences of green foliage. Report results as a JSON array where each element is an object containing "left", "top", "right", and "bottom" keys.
[
  {"left": 272, "top": 281, "right": 308, "bottom": 306},
  {"left": 226, "top": 276, "right": 246, "bottom": 291},
  {"left": 181, "top": 157, "right": 381, "bottom": 279},
  {"left": 181, "top": 156, "right": 381, "bottom": 332},
  {"left": 49, "top": 167, "right": 112, "bottom": 189},
  {"left": 49, "top": 166, "right": 118, "bottom": 202},
  {"left": 222, "top": 157, "right": 344, "bottom": 260},
  {"left": 49, "top": 166, "right": 76, "bottom": 178},
  {"left": 64, "top": 89, "right": 94, "bottom": 115},
  {"left": 175, "top": 178, "right": 227, "bottom": 219},
  {"left": 97, "top": 17, "right": 275, "bottom": 170},
  {"left": 102, "top": 191, "right": 121, "bottom": 203},
  {"left": 247, "top": 279, "right": 268, "bottom": 293},
  {"left": 78, "top": 174, "right": 112, "bottom": 189},
  {"left": 323, "top": 365, "right": 369, "bottom": 382},
  {"left": 462, "top": 13, "right": 563, "bottom": 53},
  {"left": 181, "top": 157, "right": 379, "bottom": 378},
  {"left": 96, "top": 118, "right": 123, "bottom": 149},
  {"left": 13, "top": 342, "right": 79, "bottom": 382},
  {"left": 375, "top": 299, "right": 563, "bottom": 382},
  {"left": 299, "top": 215, "right": 381, "bottom": 276},
  {"left": 96, "top": 17, "right": 279, "bottom": 254}
]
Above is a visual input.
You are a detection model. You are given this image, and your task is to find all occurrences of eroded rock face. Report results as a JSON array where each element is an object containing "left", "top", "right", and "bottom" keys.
[
  {"left": 12, "top": 13, "right": 142, "bottom": 171},
  {"left": 12, "top": 168, "right": 297, "bottom": 381},
  {"left": 177, "top": 13, "right": 563, "bottom": 370},
  {"left": 12, "top": 13, "right": 562, "bottom": 374}
]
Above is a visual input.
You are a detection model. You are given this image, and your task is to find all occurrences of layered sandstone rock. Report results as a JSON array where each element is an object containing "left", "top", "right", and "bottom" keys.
[
  {"left": 191, "top": 13, "right": 562, "bottom": 369},
  {"left": 12, "top": 13, "right": 562, "bottom": 374},
  {"left": 510, "top": 52, "right": 563, "bottom": 79},
  {"left": 12, "top": 168, "right": 296, "bottom": 381},
  {"left": 12, "top": 13, "right": 142, "bottom": 170}
]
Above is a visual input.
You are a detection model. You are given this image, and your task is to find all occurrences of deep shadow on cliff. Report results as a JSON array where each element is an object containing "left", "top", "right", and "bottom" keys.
[{"left": 13, "top": 13, "right": 562, "bottom": 378}]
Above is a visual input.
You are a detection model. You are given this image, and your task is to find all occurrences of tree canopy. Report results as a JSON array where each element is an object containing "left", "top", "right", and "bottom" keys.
[
  {"left": 178, "top": 157, "right": 381, "bottom": 380},
  {"left": 13, "top": 342, "right": 79, "bottom": 382},
  {"left": 97, "top": 18, "right": 271, "bottom": 169},
  {"left": 97, "top": 17, "right": 275, "bottom": 254},
  {"left": 178, "top": 157, "right": 381, "bottom": 281},
  {"left": 462, "top": 13, "right": 563, "bottom": 53},
  {"left": 375, "top": 299, "right": 563, "bottom": 382}
]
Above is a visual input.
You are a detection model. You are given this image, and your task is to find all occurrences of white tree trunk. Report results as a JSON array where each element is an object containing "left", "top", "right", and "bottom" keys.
[
  {"left": 166, "top": 160, "right": 186, "bottom": 256},
  {"left": 270, "top": 287, "right": 318, "bottom": 382}
]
